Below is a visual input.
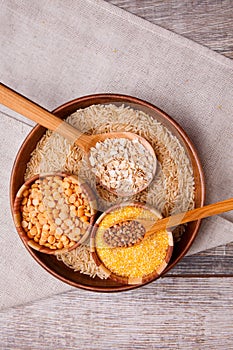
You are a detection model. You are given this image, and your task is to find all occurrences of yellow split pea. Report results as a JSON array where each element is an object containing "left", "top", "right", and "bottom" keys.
[
  {"left": 95, "top": 206, "right": 170, "bottom": 278},
  {"left": 20, "top": 175, "right": 93, "bottom": 250}
]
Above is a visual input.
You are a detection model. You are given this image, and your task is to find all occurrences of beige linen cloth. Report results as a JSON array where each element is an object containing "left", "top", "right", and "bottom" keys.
[{"left": 0, "top": 0, "right": 232, "bottom": 310}]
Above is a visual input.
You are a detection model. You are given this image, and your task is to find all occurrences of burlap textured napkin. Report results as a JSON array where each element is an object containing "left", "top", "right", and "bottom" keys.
[{"left": 0, "top": 0, "right": 232, "bottom": 310}]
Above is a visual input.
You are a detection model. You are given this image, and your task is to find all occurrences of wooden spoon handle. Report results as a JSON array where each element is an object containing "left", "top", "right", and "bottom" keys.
[
  {"left": 145, "top": 198, "right": 233, "bottom": 238},
  {"left": 0, "top": 83, "right": 82, "bottom": 143}
]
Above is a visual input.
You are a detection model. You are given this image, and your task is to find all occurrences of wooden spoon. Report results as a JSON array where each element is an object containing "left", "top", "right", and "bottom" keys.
[
  {"left": 144, "top": 198, "right": 233, "bottom": 239},
  {"left": 0, "top": 83, "right": 157, "bottom": 196},
  {"left": 102, "top": 198, "right": 233, "bottom": 247}
]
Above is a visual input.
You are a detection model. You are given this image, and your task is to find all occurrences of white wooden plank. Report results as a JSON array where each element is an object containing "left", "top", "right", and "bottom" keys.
[
  {"left": 107, "top": 0, "right": 233, "bottom": 58},
  {"left": 0, "top": 277, "right": 232, "bottom": 349}
]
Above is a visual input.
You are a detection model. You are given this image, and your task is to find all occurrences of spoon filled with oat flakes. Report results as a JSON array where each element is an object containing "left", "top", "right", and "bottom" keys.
[{"left": 0, "top": 83, "right": 156, "bottom": 196}]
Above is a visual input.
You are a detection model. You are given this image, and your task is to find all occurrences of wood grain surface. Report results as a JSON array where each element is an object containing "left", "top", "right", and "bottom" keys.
[
  {"left": 0, "top": 1, "right": 233, "bottom": 349},
  {"left": 1, "top": 278, "right": 233, "bottom": 349},
  {"left": 109, "top": 0, "right": 233, "bottom": 58}
]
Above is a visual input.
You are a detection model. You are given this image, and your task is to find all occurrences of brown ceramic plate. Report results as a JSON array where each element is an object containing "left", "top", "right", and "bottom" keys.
[{"left": 10, "top": 94, "right": 205, "bottom": 292}]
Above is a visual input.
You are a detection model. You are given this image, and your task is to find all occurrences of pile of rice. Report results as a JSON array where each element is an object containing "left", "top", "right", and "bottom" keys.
[{"left": 25, "top": 104, "right": 195, "bottom": 279}]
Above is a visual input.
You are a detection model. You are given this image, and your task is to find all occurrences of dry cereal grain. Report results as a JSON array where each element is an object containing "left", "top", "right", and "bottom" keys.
[{"left": 25, "top": 104, "right": 195, "bottom": 277}]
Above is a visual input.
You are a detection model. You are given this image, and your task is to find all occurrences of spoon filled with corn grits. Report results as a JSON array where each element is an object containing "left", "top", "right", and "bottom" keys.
[{"left": 0, "top": 83, "right": 156, "bottom": 196}]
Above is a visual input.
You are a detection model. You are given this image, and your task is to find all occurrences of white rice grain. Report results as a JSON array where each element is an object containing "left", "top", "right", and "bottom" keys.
[{"left": 25, "top": 104, "right": 195, "bottom": 277}]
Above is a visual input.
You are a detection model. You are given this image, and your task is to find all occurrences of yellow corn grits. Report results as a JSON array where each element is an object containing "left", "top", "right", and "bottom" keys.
[{"left": 96, "top": 206, "right": 169, "bottom": 278}]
